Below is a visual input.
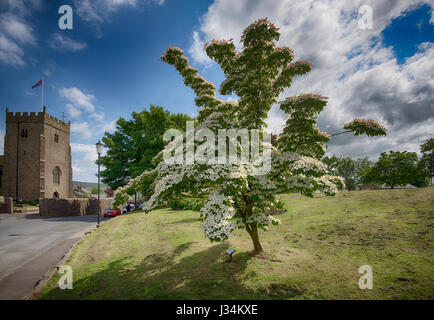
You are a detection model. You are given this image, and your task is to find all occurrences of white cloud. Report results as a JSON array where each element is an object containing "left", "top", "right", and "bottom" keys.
[
  {"left": 67, "top": 103, "right": 82, "bottom": 119},
  {"left": 71, "top": 121, "right": 93, "bottom": 139},
  {"left": 59, "top": 87, "right": 116, "bottom": 148},
  {"left": 189, "top": 0, "right": 434, "bottom": 159},
  {"left": 70, "top": 118, "right": 115, "bottom": 140},
  {"left": 63, "top": 86, "right": 116, "bottom": 180},
  {"left": 98, "top": 120, "right": 116, "bottom": 134},
  {"left": 59, "top": 87, "right": 96, "bottom": 113},
  {"left": 0, "top": 13, "right": 36, "bottom": 45},
  {"left": 74, "top": 0, "right": 165, "bottom": 24},
  {"left": 188, "top": 31, "right": 212, "bottom": 66},
  {"left": 90, "top": 111, "right": 105, "bottom": 122},
  {"left": 47, "top": 33, "right": 87, "bottom": 52},
  {"left": 0, "top": 0, "right": 42, "bottom": 16},
  {"left": 0, "top": 13, "right": 36, "bottom": 66},
  {"left": 71, "top": 143, "right": 107, "bottom": 182},
  {"left": 0, "top": 33, "right": 25, "bottom": 66}
]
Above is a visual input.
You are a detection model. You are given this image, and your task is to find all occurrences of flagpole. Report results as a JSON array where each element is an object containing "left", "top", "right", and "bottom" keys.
[{"left": 41, "top": 76, "right": 44, "bottom": 112}]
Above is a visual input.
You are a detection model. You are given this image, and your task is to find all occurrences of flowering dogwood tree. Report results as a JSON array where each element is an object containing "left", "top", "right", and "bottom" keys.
[{"left": 113, "top": 18, "right": 386, "bottom": 254}]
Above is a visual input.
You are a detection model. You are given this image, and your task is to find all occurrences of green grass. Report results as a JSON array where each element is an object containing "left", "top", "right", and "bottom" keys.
[{"left": 39, "top": 188, "right": 434, "bottom": 300}]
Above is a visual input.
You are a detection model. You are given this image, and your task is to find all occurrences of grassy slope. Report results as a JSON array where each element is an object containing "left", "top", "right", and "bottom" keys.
[{"left": 39, "top": 188, "right": 434, "bottom": 300}]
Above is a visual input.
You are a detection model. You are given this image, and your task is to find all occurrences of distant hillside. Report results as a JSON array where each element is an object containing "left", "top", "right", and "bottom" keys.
[{"left": 73, "top": 181, "right": 108, "bottom": 190}]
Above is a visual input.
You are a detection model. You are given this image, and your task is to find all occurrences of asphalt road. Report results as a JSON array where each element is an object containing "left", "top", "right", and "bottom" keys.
[{"left": 0, "top": 213, "right": 107, "bottom": 299}]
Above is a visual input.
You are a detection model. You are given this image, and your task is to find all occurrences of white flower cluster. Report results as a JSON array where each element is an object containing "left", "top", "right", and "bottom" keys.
[
  {"left": 144, "top": 172, "right": 184, "bottom": 211},
  {"left": 292, "top": 156, "right": 328, "bottom": 174},
  {"left": 200, "top": 191, "right": 237, "bottom": 241},
  {"left": 238, "top": 212, "right": 281, "bottom": 230},
  {"left": 315, "top": 175, "right": 346, "bottom": 195}
]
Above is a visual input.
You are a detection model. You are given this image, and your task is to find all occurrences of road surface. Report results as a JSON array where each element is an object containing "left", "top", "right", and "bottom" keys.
[{"left": 0, "top": 213, "right": 107, "bottom": 299}]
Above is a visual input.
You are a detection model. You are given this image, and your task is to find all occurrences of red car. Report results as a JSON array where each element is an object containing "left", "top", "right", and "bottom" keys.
[{"left": 104, "top": 207, "right": 121, "bottom": 217}]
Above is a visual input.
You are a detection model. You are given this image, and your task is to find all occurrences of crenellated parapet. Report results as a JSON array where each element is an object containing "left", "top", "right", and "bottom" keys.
[{"left": 5, "top": 106, "right": 70, "bottom": 132}]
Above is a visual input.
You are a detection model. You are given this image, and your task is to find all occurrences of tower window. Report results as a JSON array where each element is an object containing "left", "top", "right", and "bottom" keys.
[
  {"left": 21, "top": 129, "right": 28, "bottom": 138},
  {"left": 54, "top": 134, "right": 59, "bottom": 143},
  {"left": 53, "top": 166, "right": 61, "bottom": 184}
]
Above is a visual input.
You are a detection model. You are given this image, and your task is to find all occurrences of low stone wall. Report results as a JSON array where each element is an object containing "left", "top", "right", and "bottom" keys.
[
  {"left": 39, "top": 198, "right": 114, "bottom": 218},
  {"left": 0, "top": 197, "right": 13, "bottom": 214},
  {"left": 13, "top": 204, "right": 39, "bottom": 213}
]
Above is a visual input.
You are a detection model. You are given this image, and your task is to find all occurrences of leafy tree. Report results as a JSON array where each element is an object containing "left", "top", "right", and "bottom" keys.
[
  {"left": 91, "top": 187, "right": 98, "bottom": 194},
  {"left": 362, "top": 151, "right": 420, "bottom": 188},
  {"left": 113, "top": 18, "right": 386, "bottom": 254},
  {"left": 82, "top": 192, "right": 91, "bottom": 199},
  {"left": 419, "top": 138, "right": 433, "bottom": 186},
  {"left": 322, "top": 156, "right": 372, "bottom": 190},
  {"left": 100, "top": 105, "right": 192, "bottom": 191}
]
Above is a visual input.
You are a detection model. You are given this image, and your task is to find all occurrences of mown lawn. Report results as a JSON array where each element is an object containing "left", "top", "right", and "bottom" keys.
[{"left": 38, "top": 188, "right": 434, "bottom": 299}]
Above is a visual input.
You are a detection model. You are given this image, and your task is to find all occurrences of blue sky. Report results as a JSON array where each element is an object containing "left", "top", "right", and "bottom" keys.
[
  {"left": 382, "top": 3, "right": 434, "bottom": 64},
  {"left": 1, "top": 0, "right": 433, "bottom": 182}
]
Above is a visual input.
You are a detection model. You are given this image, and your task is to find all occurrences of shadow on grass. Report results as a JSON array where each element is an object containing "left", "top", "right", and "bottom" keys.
[
  {"left": 166, "top": 217, "right": 201, "bottom": 225},
  {"left": 41, "top": 242, "right": 306, "bottom": 300}
]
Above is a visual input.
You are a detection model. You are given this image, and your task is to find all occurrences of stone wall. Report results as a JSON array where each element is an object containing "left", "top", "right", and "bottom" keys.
[
  {"left": 39, "top": 198, "right": 114, "bottom": 218},
  {"left": 0, "top": 197, "right": 13, "bottom": 214},
  {"left": 42, "top": 118, "right": 73, "bottom": 199}
]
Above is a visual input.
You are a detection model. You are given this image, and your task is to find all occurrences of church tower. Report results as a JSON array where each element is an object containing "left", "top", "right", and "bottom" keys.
[{"left": 2, "top": 107, "right": 73, "bottom": 201}]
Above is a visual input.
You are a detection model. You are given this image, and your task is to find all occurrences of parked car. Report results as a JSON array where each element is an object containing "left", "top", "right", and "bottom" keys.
[
  {"left": 104, "top": 207, "right": 121, "bottom": 217},
  {"left": 122, "top": 203, "right": 135, "bottom": 213}
]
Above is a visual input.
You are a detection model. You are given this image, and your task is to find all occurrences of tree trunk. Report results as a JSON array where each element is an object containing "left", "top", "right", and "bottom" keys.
[
  {"left": 244, "top": 199, "right": 264, "bottom": 254},
  {"left": 249, "top": 225, "right": 264, "bottom": 254}
]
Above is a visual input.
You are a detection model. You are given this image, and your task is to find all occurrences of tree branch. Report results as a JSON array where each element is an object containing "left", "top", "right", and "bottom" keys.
[{"left": 330, "top": 130, "right": 352, "bottom": 137}]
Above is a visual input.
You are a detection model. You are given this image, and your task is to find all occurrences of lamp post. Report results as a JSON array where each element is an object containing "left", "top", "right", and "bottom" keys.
[{"left": 96, "top": 140, "right": 103, "bottom": 228}]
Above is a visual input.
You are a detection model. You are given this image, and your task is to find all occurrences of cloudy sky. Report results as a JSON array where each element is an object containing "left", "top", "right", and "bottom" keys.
[{"left": 0, "top": 0, "right": 433, "bottom": 182}]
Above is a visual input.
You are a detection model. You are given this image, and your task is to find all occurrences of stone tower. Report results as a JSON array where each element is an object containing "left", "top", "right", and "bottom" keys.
[{"left": 2, "top": 107, "right": 73, "bottom": 201}]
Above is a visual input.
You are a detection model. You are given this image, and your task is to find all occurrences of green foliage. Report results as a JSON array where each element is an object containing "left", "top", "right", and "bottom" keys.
[
  {"left": 343, "top": 119, "right": 387, "bottom": 137},
  {"left": 82, "top": 192, "right": 91, "bottom": 199},
  {"left": 278, "top": 94, "right": 330, "bottom": 157},
  {"left": 100, "top": 105, "right": 193, "bottom": 191},
  {"left": 114, "top": 18, "right": 386, "bottom": 253},
  {"left": 14, "top": 199, "right": 39, "bottom": 206},
  {"left": 323, "top": 155, "right": 372, "bottom": 190},
  {"left": 419, "top": 138, "right": 433, "bottom": 185},
  {"left": 91, "top": 187, "right": 98, "bottom": 194},
  {"left": 362, "top": 151, "right": 423, "bottom": 188},
  {"left": 169, "top": 198, "right": 204, "bottom": 211}
]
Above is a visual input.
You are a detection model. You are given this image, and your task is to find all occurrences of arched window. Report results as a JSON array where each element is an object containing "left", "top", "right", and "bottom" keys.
[{"left": 53, "top": 166, "right": 61, "bottom": 184}]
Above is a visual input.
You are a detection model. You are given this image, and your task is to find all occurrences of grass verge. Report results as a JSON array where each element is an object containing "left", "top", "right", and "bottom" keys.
[{"left": 39, "top": 188, "right": 434, "bottom": 299}]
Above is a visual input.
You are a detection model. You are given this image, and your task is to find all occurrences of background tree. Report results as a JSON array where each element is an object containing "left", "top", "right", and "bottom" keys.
[
  {"left": 419, "top": 138, "right": 433, "bottom": 186},
  {"left": 113, "top": 19, "right": 386, "bottom": 254},
  {"left": 322, "top": 155, "right": 372, "bottom": 190},
  {"left": 362, "top": 151, "right": 421, "bottom": 188},
  {"left": 100, "top": 105, "right": 192, "bottom": 191},
  {"left": 91, "top": 187, "right": 98, "bottom": 194}
]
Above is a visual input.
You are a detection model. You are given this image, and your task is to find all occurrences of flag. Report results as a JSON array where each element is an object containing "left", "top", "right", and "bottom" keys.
[{"left": 32, "top": 79, "right": 42, "bottom": 89}]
